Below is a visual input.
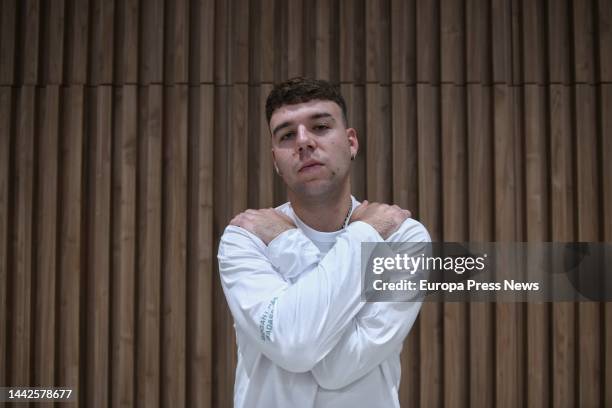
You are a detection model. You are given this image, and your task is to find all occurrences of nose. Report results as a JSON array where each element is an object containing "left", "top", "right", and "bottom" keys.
[{"left": 295, "top": 125, "right": 315, "bottom": 153}]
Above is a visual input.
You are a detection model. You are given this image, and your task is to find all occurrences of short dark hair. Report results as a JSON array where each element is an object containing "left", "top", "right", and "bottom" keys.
[{"left": 265, "top": 77, "right": 348, "bottom": 125}]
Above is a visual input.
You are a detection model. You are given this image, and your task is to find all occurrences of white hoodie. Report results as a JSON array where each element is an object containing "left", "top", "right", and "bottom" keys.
[{"left": 218, "top": 197, "right": 431, "bottom": 408}]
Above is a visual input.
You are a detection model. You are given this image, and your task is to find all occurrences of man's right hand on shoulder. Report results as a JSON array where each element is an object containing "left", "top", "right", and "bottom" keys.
[
  {"left": 230, "top": 208, "right": 297, "bottom": 245},
  {"left": 349, "top": 201, "right": 411, "bottom": 240}
]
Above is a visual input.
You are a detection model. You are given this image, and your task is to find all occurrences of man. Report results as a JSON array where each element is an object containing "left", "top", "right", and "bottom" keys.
[{"left": 218, "top": 77, "right": 430, "bottom": 407}]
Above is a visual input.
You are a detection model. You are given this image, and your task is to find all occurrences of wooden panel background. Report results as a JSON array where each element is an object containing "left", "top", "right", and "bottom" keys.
[{"left": 0, "top": 0, "right": 610, "bottom": 407}]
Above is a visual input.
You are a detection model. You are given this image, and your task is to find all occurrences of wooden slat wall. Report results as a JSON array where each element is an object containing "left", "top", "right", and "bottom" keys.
[{"left": 0, "top": 1, "right": 610, "bottom": 407}]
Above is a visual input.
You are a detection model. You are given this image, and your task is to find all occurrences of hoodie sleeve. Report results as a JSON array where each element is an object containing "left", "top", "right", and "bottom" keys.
[
  {"left": 217, "top": 221, "right": 383, "bottom": 373},
  {"left": 312, "top": 219, "right": 431, "bottom": 389}
]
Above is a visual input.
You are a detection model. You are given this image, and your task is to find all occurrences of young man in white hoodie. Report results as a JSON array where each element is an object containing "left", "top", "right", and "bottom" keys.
[{"left": 218, "top": 77, "right": 430, "bottom": 407}]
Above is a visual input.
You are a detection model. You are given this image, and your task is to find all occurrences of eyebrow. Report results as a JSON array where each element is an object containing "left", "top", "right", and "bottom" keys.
[{"left": 272, "top": 112, "right": 335, "bottom": 136}]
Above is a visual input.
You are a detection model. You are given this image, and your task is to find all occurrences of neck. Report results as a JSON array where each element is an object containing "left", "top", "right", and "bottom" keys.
[{"left": 289, "top": 186, "right": 352, "bottom": 232}]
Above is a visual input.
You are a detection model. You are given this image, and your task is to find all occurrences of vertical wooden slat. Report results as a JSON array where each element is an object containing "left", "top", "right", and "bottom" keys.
[
  {"left": 602, "top": 84, "right": 612, "bottom": 407},
  {"left": 0, "top": 0, "right": 16, "bottom": 84},
  {"left": 599, "top": 88, "right": 612, "bottom": 234},
  {"left": 553, "top": 299, "right": 576, "bottom": 408},
  {"left": 186, "top": 84, "right": 214, "bottom": 408},
  {"left": 510, "top": 0, "right": 522, "bottom": 86},
  {"left": 18, "top": 0, "right": 40, "bottom": 85},
  {"left": 287, "top": 0, "right": 304, "bottom": 78},
  {"left": 466, "top": 88, "right": 493, "bottom": 218},
  {"left": 161, "top": 85, "right": 188, "bottom": 408},
  {"left": 213, "top": 84, "right": 248, "bottom": 407},
  {"left": 11, "top": 86, "right": 35, "bottom": 387},
  {"left": 494, "top": 84, "right": 523, "bottom": 408},
  {"left": 598, "top": 0, "right": 612, "bottom": 82},
  {"left": 419, "top": 302, "right": 443, "bottom": 408},
  {"left": 191, "top": 0, "right": 215, "bottom": 84},
  {"left": 494, "top": 240, "right": 524, "bottom": 406},
  {"left": 140, "top": 0, "right": 164, "bottom": 84},
  {"left": 313, "top": 0, "right": 335, "bottom": 80},
  {"left": 391, "top": 85, "right": 418, "bottom": 214},
  {"left": 212, "top": 86, "right": 228, "bottom": 221},
  {"left": 339, "top": 0, "right": 354, "bottom": 82},
  {"left": 392, "top": 83, "right": 419, "bottom": 407},
  {"left": 213, "top": 85, "right": 230, "bottom": 408},
  {"left": 64, "top": 0, "right": 89, "bottom": 84},
  {"left": 416, "top": 0, "right": 440, "bottom": 84},
  {"left": 85, "top": 86, "right": 112, "bottom": 407},
  {"left": 550, "top": 84, "right": 576, "bottom": 408},
  {"left": 522, "top": 0, "right": 546, "bottom": 84},
  {"left": 136, "top": 85, "right": 162, "bottom": 408},
  {"left": 365, "top": 84, "right": 391, "bottom": 202},
  {"left": 343, "top": 84, "right": 366, "bottom": 200},
  {"left": 249, "top": 85, "right": 274, "bottom": 208},
  {"left": 467, "top": 84, "right": 494, "bottom": 408},
  {"left": 492, "top": 0, "right": 512, "bottom": 84},
  {"left": 0, "top": 87, "right": 11, "bottom": 393},
  {"left": 391, "top": 0, "right": 415, "bottom": 84},
  {"left": 399, "top": 319, "right": 420, "bottom": 407},
  {"left": 114, "top": 0, "right": 139, "bottom": 84},
  {"left": 440, "top": 0, "right": 465, "bottom": 84},
  {"left": 164, "top": 0, "right": 188, "bottom": 84},
  {"left": 110, "top": 85, "right": 137, "bottom": 408},
  {"left": 214, "top": 0, "right": 229, "bottom": 84},
  {"left": 441, "top": 84, "right": 468, "bottom": 408},
  {"left": 524, "top": 85, "right": 550, "bottom": 407},
  {"left": 548, "top": 0, "right": 571, "bottom": 84},
  {"left": 260, "top": 0, "right": 275, "bottom": 83},
  {"left": 466, "top": 0, "right": 491, "bottom": 85},
  {"left": 231, "top": 0, "right": 249, "bottom": 84},
  {"left": 89, "top": 0, "right": 114, "bottom": 85},
  {"left": 339, "top": 0, "right": 365, "bottom": 83},
  {"left": 575, "top": 84, "right": 601, "bottom": 407},
  {"left": 417, "top": 83, "right": 442, "bottom": 408},
  {"left": 417, "top": 84, "right": 441, "bottom": 236},
  {"left": 32, "top": 87, "right": 59, "bottom": 407},
  {"left": 249, "top": 0, "right": 275, "bottom": 84},
  {"left": 227, "top": 82, "right": 247, "bottom": 398},
  {"left": 572, "top": 0, "right": 596, "bottom": 83},
  {"left": 40, "top": 0, "right": 65, "bottom": 85},
  {"left": 549, "top": 86, "right": 574, "bottom": 237},
  {"left": 366, "top": 0, "right": 390, "bottom": 84},
  {"left": 229, "top": 84, "right": 249, "bottom": 224},
  {"left": 302, "top": 0, "right": 316, "bottom": 78},
  {"left": 57, "top": 85, "right": 84, "bottom": 396}
]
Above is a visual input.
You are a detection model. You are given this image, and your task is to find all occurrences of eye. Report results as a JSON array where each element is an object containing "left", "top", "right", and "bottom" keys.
[
  {"left": 313, "top": 124, "right": 329, "bottom": 132},
  {"left": 280, "top": 132, "right": 295, "bottom": 142}
]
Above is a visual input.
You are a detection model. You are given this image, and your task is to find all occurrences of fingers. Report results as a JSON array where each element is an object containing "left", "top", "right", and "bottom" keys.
[
  {"left": 350, "top": 201, "right": 368, "bottom": 220},
  {"left": 277, "top": 211, "right": 296, "bottom": 225}
]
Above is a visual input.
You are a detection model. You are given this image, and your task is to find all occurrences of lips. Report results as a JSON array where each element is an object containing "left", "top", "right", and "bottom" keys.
[{"left": 299, "top": 160, "right": 324, "bottom": 173}]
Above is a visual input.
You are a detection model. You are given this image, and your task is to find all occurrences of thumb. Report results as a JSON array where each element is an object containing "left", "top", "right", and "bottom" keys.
[{"left": 350, "top": 200, "right": 367, "bottom": 221}]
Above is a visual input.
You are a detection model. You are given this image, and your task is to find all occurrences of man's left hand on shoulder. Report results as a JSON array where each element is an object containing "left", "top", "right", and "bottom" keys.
[
  {"left": 230, "top": 208, "right": 296, "bottom": 245},
  {"left": 350, "top": 201, "right": 412, "bottom": 239}
]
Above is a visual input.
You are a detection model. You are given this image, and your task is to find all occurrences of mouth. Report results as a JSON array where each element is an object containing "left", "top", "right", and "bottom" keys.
[{"left": 299, "top": 161, "right": 324, "bottom": 173}]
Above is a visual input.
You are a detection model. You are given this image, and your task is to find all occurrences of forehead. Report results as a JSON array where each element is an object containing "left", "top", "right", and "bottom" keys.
[{"left": 269, "top": 99, "right": 343, "bottom": 128}]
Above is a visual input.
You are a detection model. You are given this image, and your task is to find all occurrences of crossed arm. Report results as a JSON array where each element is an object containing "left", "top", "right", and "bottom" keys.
[{"left": 218, "top": 216, "right": 429, "bottom": 388}]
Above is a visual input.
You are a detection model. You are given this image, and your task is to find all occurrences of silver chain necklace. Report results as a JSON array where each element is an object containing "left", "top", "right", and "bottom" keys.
[{"left": 341, "top": 197, "right": 353, "bottom": 230}]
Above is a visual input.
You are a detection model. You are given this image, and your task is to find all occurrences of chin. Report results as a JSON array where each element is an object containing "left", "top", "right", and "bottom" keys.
[{"left": 290, "top": 180, "right": 341, "bottom": 199}]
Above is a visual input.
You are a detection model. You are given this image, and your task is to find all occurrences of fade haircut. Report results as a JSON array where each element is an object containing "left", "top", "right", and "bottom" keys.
[{"left": 265, "top": 77, "right": 348, "bottom": 126}]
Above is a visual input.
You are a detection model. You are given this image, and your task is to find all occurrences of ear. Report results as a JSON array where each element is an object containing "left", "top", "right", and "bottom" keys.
[
  {"left": 347, "top": 127, "right": 359, "bottom": 160},
  {"left": 271, "top": 149, "right": 281, "bottom": 175}
]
